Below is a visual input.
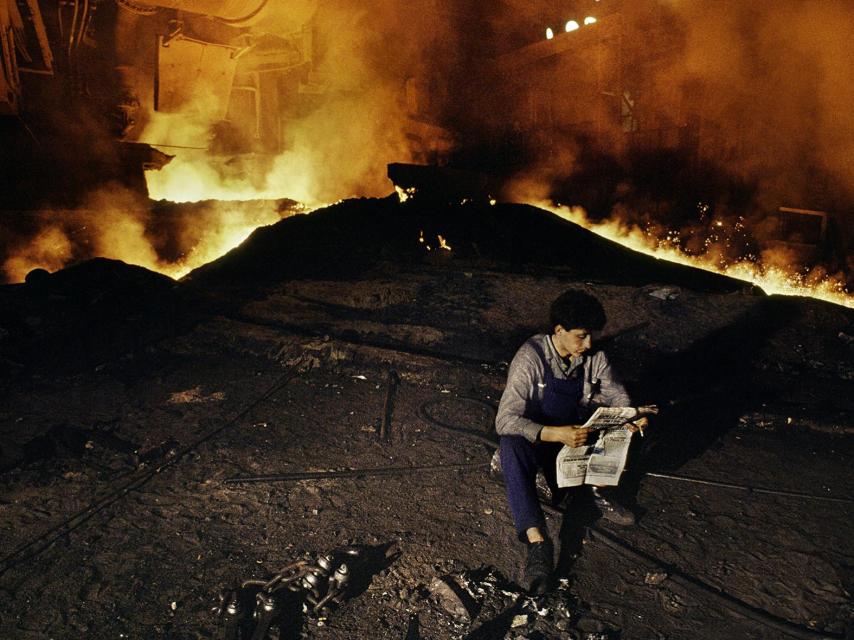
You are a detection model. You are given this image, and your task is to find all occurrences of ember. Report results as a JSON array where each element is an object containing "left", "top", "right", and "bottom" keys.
[{"left": 544, "top": 203, "right": 853, "bottom": 308}]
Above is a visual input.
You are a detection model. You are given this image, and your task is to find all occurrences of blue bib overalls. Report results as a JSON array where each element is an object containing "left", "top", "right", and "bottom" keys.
[{"left": 499, "top": 363, "right": 584, "bottom": 540}]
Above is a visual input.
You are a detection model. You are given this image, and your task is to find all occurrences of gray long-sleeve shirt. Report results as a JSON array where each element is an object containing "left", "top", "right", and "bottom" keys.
[{"left": 495, "top": 334, "right": 632, "bottom": 443}]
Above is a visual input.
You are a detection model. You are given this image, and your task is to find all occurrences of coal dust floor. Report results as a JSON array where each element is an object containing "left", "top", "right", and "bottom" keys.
[{"left": 1, "top": 343, "right": 853, "bottom": 639}]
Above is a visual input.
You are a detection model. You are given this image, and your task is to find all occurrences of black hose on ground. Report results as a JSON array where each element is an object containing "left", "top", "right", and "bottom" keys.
[
  {"left": 418, "top": 396, "right": 853, "bottom": 504},
  {"left": 417, "top": 397, "right": 499, "bottom": 449},
  {"left": 580, "top": 521, "right": 843, "bottom": 640},
  {"left": 644, "top": 472, "right": 854, "bottom": 505}
]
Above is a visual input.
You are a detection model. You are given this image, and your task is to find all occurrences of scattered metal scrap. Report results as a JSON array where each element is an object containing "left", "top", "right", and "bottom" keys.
[
  {"left": 214, "top": 547, "right": 359, "bottom": 640},
  {"left": 426, "top": 567, "right": 592, "bottom": 638}
]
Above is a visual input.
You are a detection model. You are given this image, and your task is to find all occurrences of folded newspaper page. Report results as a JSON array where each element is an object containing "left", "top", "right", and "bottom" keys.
[{"left": 556, "top": 407, "right": 637, "bottom": 488}]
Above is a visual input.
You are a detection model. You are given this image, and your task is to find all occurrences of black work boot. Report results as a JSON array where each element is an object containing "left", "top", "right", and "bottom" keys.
[
  {"left": 523, "top": 538, "right": 554, "bottom": 595},
  {"left": 591, "top": 487, "right": 636, "bottom": 526}
]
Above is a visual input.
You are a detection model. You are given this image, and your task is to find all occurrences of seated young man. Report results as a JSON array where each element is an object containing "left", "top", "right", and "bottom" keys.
[{"left": 495, "top": 289, "right": 648, "bottom": 594}]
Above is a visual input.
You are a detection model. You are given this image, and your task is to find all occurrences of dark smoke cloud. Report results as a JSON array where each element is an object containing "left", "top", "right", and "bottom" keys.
[
  {"left": 491, "top": 0, "right": 852, "bottom": 280},
  {"left": 656, "top": 0, "right": 854, "bottom": 210}
]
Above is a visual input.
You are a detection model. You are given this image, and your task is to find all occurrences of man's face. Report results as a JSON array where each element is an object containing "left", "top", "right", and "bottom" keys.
[{"left": 553, "top": 325, "right": 593, "bottom": 358}]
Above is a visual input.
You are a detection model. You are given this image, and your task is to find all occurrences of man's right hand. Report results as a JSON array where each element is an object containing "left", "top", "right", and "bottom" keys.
[{"left": 539, "top": 425, "right": 590, "bottom": 447}]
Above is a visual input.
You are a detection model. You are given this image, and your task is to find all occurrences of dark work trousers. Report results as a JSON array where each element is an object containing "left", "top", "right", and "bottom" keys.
[{"left": 500, "top": 366, "right": 583, "bottom": 541}]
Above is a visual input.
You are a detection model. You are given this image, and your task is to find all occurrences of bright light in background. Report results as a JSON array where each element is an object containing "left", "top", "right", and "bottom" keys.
[
  {"left": 584, "top": 16, "right": 597, "bottom": 25},
  {"left": 546, "top": 27, "right": 555, "bottom": 39},
  {"left": 565, "top": 20, "right": 580, "bottom": 32}
]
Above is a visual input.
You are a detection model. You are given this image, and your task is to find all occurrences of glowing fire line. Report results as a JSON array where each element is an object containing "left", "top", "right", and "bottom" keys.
[{"left": 541, "top": 203, "right": 852, "bottom": 309}]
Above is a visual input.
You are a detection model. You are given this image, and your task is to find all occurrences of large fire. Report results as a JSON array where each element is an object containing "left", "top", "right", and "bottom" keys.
[
  {"left": 145, "top": 150, "right": 329, "bottom": 207},
  {"left": 543, "top": 203, "right": 852, "bottom": 309},
  {"left": 1, "top": 196, "right": 300, "bottom": 284},
  {"left": 5, "top": 174, "right": 850, "bottom": 311}
]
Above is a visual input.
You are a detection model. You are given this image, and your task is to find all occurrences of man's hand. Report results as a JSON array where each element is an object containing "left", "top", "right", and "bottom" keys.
[
  {"left": 625, "top": 416, "right": 649, "bottom": 435},
  {"left": 539, "top": 425, "right": 590, "bottom": 447}
]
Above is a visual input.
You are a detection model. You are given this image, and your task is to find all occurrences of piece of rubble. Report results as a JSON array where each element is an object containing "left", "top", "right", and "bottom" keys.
[
  {"left": 647, "top": 285, "right": 681, "bottom": 300},
  {"left": 511, "top": 613, "right": 529, "bottom": 628},
  {"left": 428, "top": 576, "right": 471, "bottom": 620},
  {"left": 657, "top": 588, "right": 685, "bottom": 613},
  {"left": 576, "top": 616, "right": 607, "bottom": 634},
  {"left": 644, "top": 571, "right": 668, "bottom": 585},
  {"left": 167, "top": 387, "right": 225, "bottom": 404}
]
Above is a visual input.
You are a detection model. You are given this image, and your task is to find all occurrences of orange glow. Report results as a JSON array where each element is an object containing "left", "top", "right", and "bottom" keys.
[
  {"left": 146, "top": 150, "right": 329, "bottom": 208},
  {"left": 1, "top": 192, "right": 300, "bottom": 284},
  {"left": 396, "top": 186, "right": 417, "bottom": 202},
  {"left": 2, "top": 226, "right": 73, "bottom": 283},
  {"left": 157, "top": 203, "right": 296, "bottom": 280},
  {"left": 541, "top": 203, "right": 853, "bottom": 309}
]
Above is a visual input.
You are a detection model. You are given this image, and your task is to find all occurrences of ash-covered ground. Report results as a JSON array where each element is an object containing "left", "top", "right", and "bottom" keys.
[{"left": 0, "top": 197, "right": 852, "bottom": 640}]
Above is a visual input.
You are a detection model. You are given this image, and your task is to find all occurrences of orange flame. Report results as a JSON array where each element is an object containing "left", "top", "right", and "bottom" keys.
[
  {"left": 2, "top": 226, "right": 74, "bottom": 282},
  {"left": 1, "top": 194, "right": 300, "bottom": 284},
  {"left": 541, "top": 203, "right": 852, "bottom": 309},
  {"left": 157, "top": 203, "right": 299, "bottom": 280},
  {"left": 145, "top": 150, "right": 332, "bottom": 208}
]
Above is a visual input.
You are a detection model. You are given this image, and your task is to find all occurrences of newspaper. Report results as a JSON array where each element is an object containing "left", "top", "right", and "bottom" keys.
[{"left": 555, "top": 407, "right": 637, "bottom": 488}]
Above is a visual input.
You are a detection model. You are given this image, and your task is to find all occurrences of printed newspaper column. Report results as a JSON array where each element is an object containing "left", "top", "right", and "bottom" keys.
[{"left": 556, "top": 407, "right": 637, "bottom": 488}]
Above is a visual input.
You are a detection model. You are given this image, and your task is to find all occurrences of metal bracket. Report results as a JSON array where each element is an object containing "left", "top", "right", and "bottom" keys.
[{"left": 161, "top": 20, "right": 184, "bottom": 47}]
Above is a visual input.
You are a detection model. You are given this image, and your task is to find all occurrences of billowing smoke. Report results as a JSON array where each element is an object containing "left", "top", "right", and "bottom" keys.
[
  {"left": 4, "top": 0, "right": 851, "bottom": 294},
  {"left": 657, "top": 0, "right": 853, "bottom": 209},
  {"left": 500, "top": 0, "right": 853, "bottom": 288},
  {"left": 4, "top": 0, "right": 463, "bottom": 282},
  {"left": 1, "top": 185, "right": 290, "bottom": 283},
  {"left": 144, "top": 0, "right": 460, "bottom": 204}
]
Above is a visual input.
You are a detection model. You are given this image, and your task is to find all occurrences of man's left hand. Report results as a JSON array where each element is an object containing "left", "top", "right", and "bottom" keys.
[{"left": 625, "top": 416, "right": 649, "bottom": 435}]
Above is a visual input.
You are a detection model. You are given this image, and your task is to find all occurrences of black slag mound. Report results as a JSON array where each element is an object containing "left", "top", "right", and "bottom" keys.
[
  {"left": 0, "top": 258, "right": 186, "bottom": 374},
  {"left": 181, "top": 197, "right": 758, "bottom": 295}
]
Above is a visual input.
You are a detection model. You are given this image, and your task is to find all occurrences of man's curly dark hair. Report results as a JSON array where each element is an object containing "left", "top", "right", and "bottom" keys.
[{"left": 549, "top": 290, "right": 606, "bottom": 331}]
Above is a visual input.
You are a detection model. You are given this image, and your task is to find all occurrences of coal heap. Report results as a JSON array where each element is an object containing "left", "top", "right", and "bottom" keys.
[
  {"left": 0, "top": 258, "right": 185, "bottom": 373},
  {"left": 184, "top": 197, "right": 752, "bottom": 293}
]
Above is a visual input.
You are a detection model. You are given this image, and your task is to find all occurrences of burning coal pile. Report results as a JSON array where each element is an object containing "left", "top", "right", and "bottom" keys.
[
  {"left": 0, "top": 194, "right": 759, "bottom": 375},
  {"left": 1, "top": 0, "right": 852, "bottom": 307}
]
